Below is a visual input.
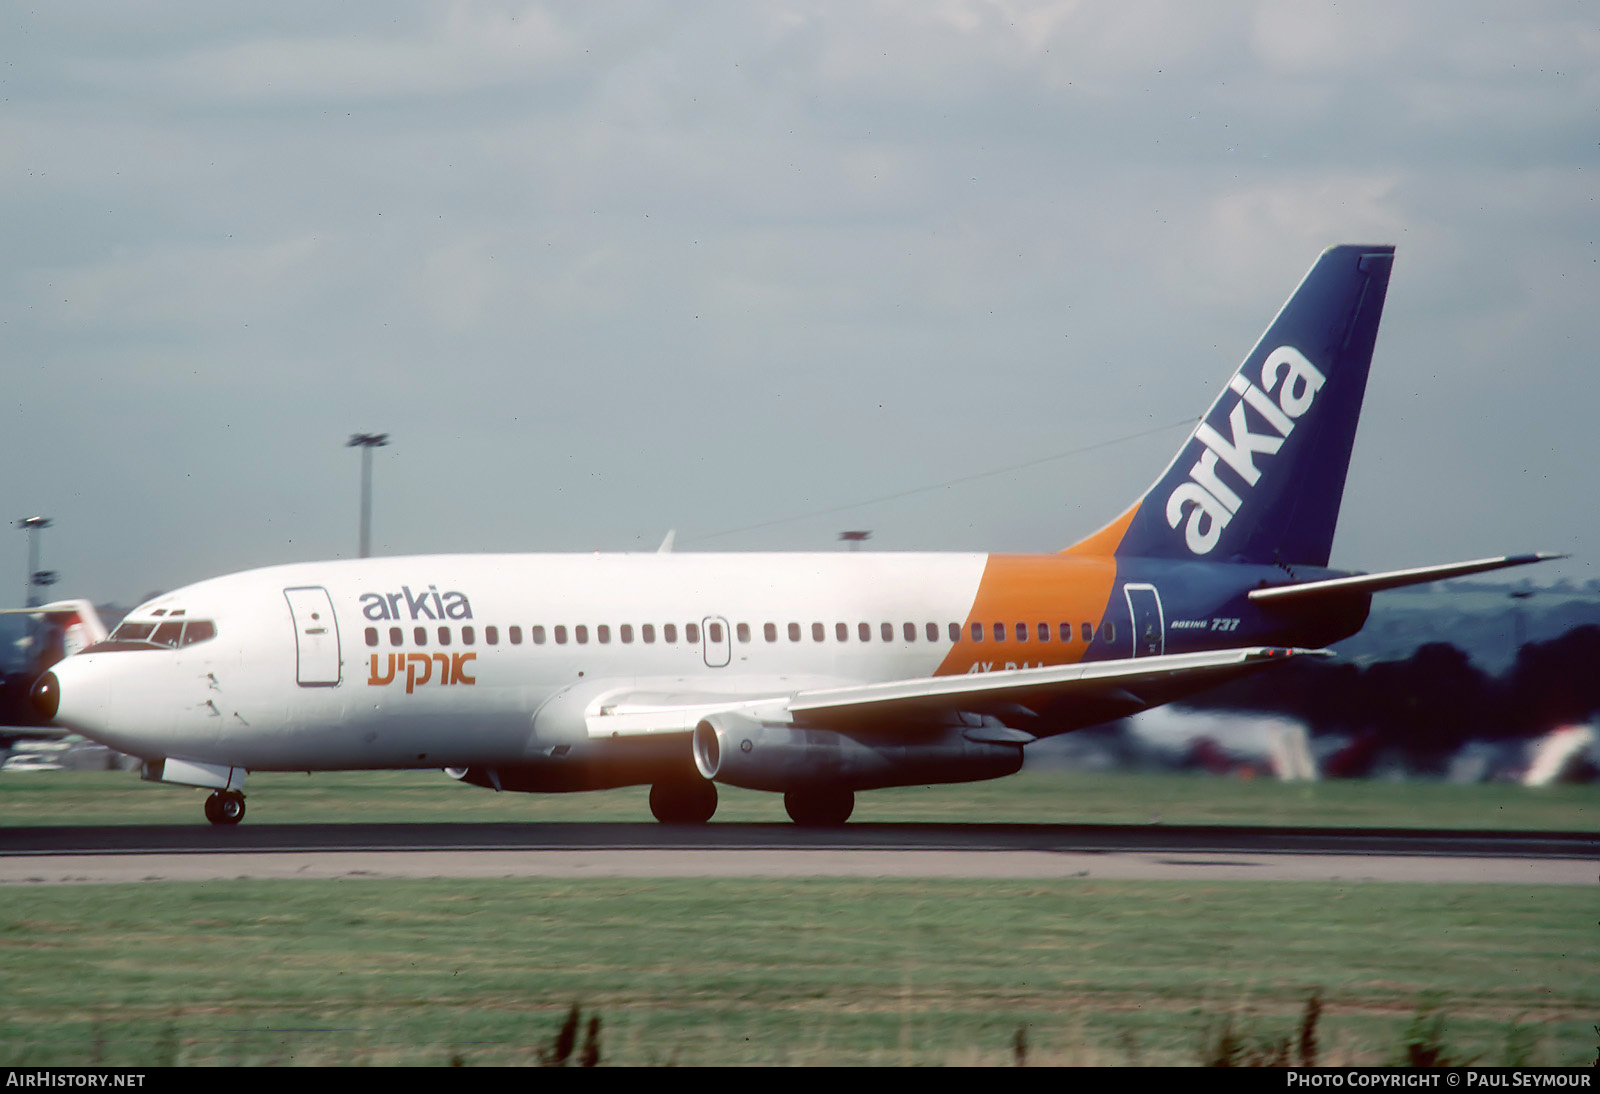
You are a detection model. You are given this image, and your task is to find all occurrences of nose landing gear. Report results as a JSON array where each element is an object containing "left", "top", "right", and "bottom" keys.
[{"left": 203, "top": 790, "right": 246, "bottom": 826}]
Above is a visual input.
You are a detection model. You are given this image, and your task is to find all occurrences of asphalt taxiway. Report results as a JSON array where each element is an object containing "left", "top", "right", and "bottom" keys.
[{"left": 0, "top": 823, "right": 1592, "bottom": 885}]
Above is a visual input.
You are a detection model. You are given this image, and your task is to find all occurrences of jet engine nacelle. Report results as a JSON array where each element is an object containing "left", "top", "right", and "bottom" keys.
[{"left": 692, "top": 712, "right": 1023, "bottom": 793}]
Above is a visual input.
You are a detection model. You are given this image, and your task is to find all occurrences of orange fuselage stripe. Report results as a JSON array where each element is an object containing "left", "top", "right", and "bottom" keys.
[
  {"left": 1060, "top": 501, "right": 1140, "bottom": 558},
  {"left": 934, "top": 552, "right": 1119, "bottom": 675}
]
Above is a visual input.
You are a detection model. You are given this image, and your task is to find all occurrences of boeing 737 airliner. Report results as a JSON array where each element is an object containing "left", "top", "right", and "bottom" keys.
[{"left": 31, "top": 245, "right": 1557, "bottom": 825}]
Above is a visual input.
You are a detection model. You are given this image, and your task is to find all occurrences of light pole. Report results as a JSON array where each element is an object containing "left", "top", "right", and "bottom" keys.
[
  {"left": 346, "top": 434, "right": 389, "bottom": 559},
  {"left": 17, "top": 516, "right": 54, "bottom": 607},
  {"left": 1509, "top": 589, "right": 1534, "bottom": 660}
]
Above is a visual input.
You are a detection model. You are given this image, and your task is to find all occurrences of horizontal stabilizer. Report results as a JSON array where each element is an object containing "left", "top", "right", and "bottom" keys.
[
  {"left": 1247, "top": 553, "right": 1564, "bottom": 604},
  {"left": 0, "top": 600, "right": 109, "bottom": 658}
]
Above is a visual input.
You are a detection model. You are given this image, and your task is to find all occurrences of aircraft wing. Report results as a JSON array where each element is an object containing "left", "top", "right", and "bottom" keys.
[
  {"left": 584, "top": 646, "right": 1325, "bottom": 739},
  {"left": 1247, "top": 553, "right": 1564, "bottom": 605}
]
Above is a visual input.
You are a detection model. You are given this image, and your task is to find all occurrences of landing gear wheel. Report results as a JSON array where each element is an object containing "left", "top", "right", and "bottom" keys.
[
  {"left": 784, "top": 786, "right": 854, "bottom": 827},
  {"left": 649, "top": 779, "right": 717, "bottom": 824},
  {"left": 204, "top": 790, "right": 246, "bottom": 826}
]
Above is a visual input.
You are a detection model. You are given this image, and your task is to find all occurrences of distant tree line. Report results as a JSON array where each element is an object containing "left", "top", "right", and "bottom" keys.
[{"left": 1179, "top": 624, "right": 1600, "bottom": 772}]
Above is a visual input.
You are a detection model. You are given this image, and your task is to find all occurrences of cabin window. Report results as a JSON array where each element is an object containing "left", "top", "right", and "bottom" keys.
[
  {"left": 509, "top": 626, "right": 523, "bottom": 645},
  {"left": 764, "top": 623, "right": 778, "bottom": 642},
  {"left": 664, "top": 623, "right": 678, "bottom": 643},
  {"left": 365, "top": 627, "right": 379, "bottom": 647},
  {"left": 485, "top": 626, "right": 498, "bottom": 645},
  {"left": 597, "top": 625, "right": 610, "bottom": 644},
  {"left": 1039, "top": 623, "right": 1050, "bottom": 642},
  {"left": 389, "top": 627, "right": 404, "bottom": 647},
  {"left": 553, "top": 626, "right": 567, "bottom": 645},
  {"left": 836, "top": 622, "right": 849, "bottom": 642},
  {"left": 1081, "top": 622, "right": 1093, "bottom": 642},
  {"left": 881, "top": 622, "right": 893, "bottom": 642},
  {"left": 437, "top": 626, "right": 451, "bottom": 646},
  {"left": 810, "top": 622, "right": 824, "bottom": 642},
  {"left": 788, "top": 623, "right": 801, "bottom": 642},
  {"left": 575, "top": 625, "right": 589, "bottom": 644},
  {"left": 414, "top": 627, "right": 428, "bottom": 646},
  {"left": 899, "top": 622, "right": 912, "bottom": 642},
  {"left": 950, "top": 622, "right": 962, "bottom": 642},
  {"left": 531, "top": 626, "right": 545, "bottom": 645},
  {"left": 462, "top": 626, "right": 476, "bottom": 646},
  {"left": 1099, "top": 621, "right": 1115, "bottom": 643},
  {"left": 621, "top": 624, "right": 634, "bottom": 644},
  {"left": 643, "top": 623, "right": 656, "bottom": 643},
  {"left": 1015, "top": 623, "right": 1028, "bottom": 643},
  {"left": 992, "top": 622, "right": 1006, "bottom": 642},
  {"left": 858, "top": 622, "right": 871, "bottom": 642},
  {"left": 970, "top": 622, "right": 984, "bottom": 642},
  {"left": 926, "top": 622, "right": 939, "bottom": 642},
  {"left": 706, "top": 622, "right": 722, "bottom": 643},
  {"left": 736, "top": 623, "right": 750, "bottom": 643},
  {"left": 686, "top": 622, "right": 700, "bottom": 643}
]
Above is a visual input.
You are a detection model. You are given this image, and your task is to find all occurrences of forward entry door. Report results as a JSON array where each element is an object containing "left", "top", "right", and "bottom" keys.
[
  {"left": 1123, "top": 583, "right": 1164, "bottom": 658},
  {"left": 284, "top": 586, "right": 342, "bottom": 686}
]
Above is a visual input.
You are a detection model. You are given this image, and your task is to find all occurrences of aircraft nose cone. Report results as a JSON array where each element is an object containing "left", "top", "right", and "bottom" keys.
[{"left": 30, "top": 671, "right": 60, "bottom": 722}]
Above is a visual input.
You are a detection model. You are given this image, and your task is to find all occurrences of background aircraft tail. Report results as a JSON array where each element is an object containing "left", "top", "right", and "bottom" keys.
[{"left": 1069, "top": 244, "right": 1395, "bottom": 567}]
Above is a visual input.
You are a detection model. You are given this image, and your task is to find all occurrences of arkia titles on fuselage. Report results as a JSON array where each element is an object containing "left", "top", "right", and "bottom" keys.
[{"left": 32, "top": 245, "right": 1558, "bottom": 826}]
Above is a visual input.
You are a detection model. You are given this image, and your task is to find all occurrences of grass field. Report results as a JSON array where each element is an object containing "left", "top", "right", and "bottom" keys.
[
  {"left": 0, "top": 767, "right": 1594, "bottom": 830},
  {"left": 0, "top": 878, "right": 1594, "bottom": 1066},
  {"left": 0, "top": 771, "right": 1593, "bottom": 1066}
]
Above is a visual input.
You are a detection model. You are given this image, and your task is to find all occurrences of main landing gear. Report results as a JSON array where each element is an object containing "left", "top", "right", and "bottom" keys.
[
  {"left": 203, "top": 790, "right": 246, "bottom": 826},
  {"left": 784, "top": 786, "right": 854, "bottom": 827},
  {"left": 649, "top": 778, "right": 717, "bottom": 824}
]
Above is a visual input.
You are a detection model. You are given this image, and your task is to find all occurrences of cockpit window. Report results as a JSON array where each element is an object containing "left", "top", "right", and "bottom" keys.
[
  {"left": 179, "top": 620, "right": 216, "bottom": 646},
  {"left": 85, "top": 618, "right": 219, "bottom": 653}
]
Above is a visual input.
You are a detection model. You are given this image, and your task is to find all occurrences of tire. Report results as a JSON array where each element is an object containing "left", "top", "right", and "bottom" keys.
[
  {"left": 649, "top": 779, "right": 717, "bottom": 824},
  {"left": 212, "top": 791, "right": 246, "bottom": 826},
  {"left": 784, "top": 786, "right": 854, "bottom": 827}
]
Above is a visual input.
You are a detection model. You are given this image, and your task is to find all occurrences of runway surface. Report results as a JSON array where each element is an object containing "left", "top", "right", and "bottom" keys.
[{"left": 0, "top": 823, "right": 1593, "bottom": 884}]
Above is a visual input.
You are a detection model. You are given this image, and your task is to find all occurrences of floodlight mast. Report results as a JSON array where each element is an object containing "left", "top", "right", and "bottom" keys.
[
  {"left": 346, "top": 434, "right": 389, "bottom": 559},
  {"left": 17, "top": 516, "right": 52, "bottom": 608}
]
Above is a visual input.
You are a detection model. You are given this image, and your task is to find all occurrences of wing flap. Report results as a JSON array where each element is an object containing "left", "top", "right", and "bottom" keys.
[
  {"left": 584, "top": 647, "right": 1325, "bottom": 738},
  {"left": 790, "top": 646, "right": 1322, "bottom": 726}
]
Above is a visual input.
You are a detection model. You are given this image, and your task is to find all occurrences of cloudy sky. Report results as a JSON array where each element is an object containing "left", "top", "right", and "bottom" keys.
[{"left": 3, "top": 2, "right": 1596, "bottom": 605}]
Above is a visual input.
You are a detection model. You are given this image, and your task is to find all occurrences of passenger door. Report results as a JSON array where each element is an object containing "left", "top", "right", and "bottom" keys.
[
  {"left": 284, "top": 586, "right": 342, "bottom": 686},
  {"left": 1123, "top": 584, "right": 1164, "bottom": 658}
]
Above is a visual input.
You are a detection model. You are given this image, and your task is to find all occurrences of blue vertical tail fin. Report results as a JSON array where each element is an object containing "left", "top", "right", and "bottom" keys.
[{"left": 1071, "top": 244, "right": 1395, "bottom": 567}]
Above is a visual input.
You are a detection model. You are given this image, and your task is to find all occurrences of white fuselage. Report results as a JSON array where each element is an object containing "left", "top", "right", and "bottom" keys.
[{"left": 51, "top": 551, "right": 1039, "bottom": 772}]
